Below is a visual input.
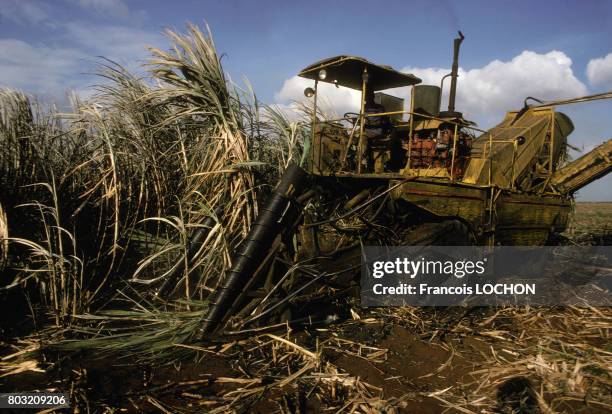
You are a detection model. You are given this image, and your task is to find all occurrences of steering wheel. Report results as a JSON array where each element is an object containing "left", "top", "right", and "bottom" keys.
[{"left": 343, "top": 112, "right": 360, "bottom": 127}]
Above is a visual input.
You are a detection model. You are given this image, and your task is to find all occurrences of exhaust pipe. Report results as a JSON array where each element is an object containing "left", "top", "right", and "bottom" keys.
[{"left": 447, "top": 31, "right": 465, "bottom": 114}]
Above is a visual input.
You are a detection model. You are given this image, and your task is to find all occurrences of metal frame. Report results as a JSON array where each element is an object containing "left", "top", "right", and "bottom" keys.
[{"left": 305, "top": 82, "right": 561, "bottom": 194}]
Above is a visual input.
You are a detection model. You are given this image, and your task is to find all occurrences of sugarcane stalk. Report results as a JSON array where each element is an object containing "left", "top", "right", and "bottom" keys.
[{"left": 155, "top": 207, "right": 221, "bottom": 299}]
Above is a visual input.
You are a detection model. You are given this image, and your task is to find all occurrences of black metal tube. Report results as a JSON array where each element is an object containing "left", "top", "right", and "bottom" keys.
[
  {"left": 448, "top": 31, "right": 465, "bottom": 113},
  {"left": 200, "top": 162, "right": 308, "bottom": 336}
]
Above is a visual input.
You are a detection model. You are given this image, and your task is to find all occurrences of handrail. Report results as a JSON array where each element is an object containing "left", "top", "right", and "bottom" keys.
[
  {"left": 312, "top": 121, "right": 522, "bottom": 182},
  {"left": 314, "top": 109, "right": 486, "bottom": 133},
  {"left": 308, "top": 109, "right": 507, "bottom": 177},
  {"left": 450, "top": 123, "right": 458, "bottom": 181},
  {"left": 310, "top": 109, "right": 486, "bottom": 175}
]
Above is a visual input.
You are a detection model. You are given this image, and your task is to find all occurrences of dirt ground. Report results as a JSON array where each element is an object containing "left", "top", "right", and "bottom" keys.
[
  {"left": 1, "top": 202, "right": 611, "bottom": 413},
  {"left": 565, "top": 202, "right": 612, "bottom": 243}
]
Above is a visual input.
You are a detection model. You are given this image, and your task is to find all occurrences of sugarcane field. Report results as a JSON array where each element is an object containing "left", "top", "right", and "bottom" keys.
[{"left": 1, "top": 2, "right": 612, "bottom": 413}]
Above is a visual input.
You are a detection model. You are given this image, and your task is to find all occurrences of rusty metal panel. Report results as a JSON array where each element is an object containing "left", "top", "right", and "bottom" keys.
[
  {"left": 462, "top": 109, "right": 573, "bottom": 189},
  {"left": 390, "top": 179, "right": 488, "bottom": 227}
]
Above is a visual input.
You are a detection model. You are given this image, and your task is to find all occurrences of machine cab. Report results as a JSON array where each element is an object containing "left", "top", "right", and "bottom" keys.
[{"left": 299, "top": 33, "right": 476, "bottom": 180}]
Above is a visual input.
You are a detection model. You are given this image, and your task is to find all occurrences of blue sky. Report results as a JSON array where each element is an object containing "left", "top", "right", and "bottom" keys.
[{"left": 1, "top": 0, "right": 611, "bottom": 199}]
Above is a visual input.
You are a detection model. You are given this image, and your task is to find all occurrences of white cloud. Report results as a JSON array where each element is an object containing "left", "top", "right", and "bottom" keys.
[
  {"left": 586, "top": 53, "right": 612, "bottom": 89},
  {"left": 0, "top": 39, "right": 88, "bottom": 99},
  {"left": 0, "top": 1, "right": 50, "bottom": 25},
  {"left": 0, "top": 0, "right": 163, "bottom": 103},
  {"left": 404, "top": 50, "right": 586, "bottom": 126},
  {"left": 0, "top": 22, "right": 164, "bottom": 104},
  {"left": 63, "top": 22, "right": 164, "bottom": 66},
  {"left": 275, "top": 50, "right": 587, "bottom": 128}
]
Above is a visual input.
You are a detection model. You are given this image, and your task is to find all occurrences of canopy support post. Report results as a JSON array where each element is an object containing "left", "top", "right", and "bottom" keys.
[{"left": 311, "top": 79, "right": 319, "bottom": 173}]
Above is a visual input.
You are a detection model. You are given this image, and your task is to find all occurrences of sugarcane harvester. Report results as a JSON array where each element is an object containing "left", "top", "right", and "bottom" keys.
[{"left": 200, "top": 32, "right": 612, "bottom": 336}]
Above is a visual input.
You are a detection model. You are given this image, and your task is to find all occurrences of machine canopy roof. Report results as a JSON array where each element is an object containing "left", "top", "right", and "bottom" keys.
[{"left": 299, "top": 56, "right": 421, "bottom": 91}]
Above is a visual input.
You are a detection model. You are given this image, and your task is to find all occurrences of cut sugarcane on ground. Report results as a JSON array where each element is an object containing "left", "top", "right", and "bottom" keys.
[{"left": 0, "top": 24, "right": 610, "bottom": 413}]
